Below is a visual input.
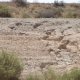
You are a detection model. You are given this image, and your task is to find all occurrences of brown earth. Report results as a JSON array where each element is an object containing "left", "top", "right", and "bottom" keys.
[{"left": 0, "top": 18, "right": 80, "bottom": 79}]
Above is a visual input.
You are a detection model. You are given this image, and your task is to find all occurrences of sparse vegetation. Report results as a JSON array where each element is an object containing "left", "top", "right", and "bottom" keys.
[
  {"left": 0, "top": 51, "right": 23, "bottom": 80},
  {"left": 0, "top": 2, "right": 80, "bottom": 18},
  {"left": 26, "top": 68, "right": 80, "bottom": 80}
]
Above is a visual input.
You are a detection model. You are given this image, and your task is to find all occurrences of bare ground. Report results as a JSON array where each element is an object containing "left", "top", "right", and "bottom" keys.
[{"left": 0, "top": 18, "right": 80, "bottom": 79}]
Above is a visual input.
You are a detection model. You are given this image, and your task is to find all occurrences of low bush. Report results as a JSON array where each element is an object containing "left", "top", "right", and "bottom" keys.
[
  {"left": 0, "top": 5, "right": 11, "bottom": 17},
  {"left": 0, "top": 51, "right": 23, "bottom": 80}
]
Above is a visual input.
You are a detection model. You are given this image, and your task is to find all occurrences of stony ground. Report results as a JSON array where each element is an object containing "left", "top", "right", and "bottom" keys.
[{"left": 0, "top": 18, "right": 80, "bottom": 79}]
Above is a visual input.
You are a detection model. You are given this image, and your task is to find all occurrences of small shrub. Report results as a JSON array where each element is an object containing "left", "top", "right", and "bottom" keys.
[
  {"left": 0, "top": 51, "right": 23, "bottom": 80},
  {"left": 0, "top": 5, "right": 11, "bottom": 17}
]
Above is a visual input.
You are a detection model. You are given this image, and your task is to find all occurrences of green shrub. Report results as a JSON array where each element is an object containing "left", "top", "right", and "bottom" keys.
[
  {"left": 0, "top": 51, "right": 23, "bottom": 80},
  {"left": 0, "top": 5, "right": 11, "bottom": 17}
]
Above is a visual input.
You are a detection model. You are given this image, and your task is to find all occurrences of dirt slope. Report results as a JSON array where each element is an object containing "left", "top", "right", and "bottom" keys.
[{"left": 0, "top": 18, "right": 80, "bottom": 79}]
